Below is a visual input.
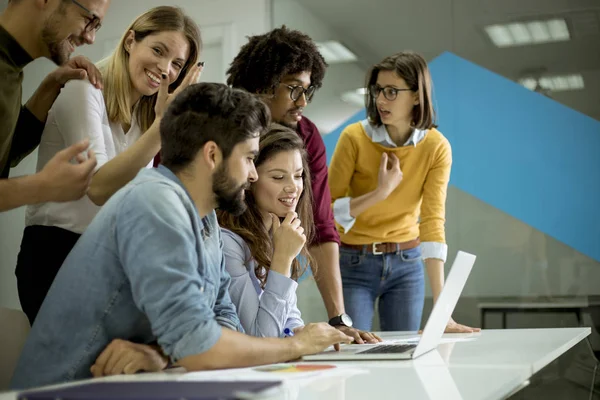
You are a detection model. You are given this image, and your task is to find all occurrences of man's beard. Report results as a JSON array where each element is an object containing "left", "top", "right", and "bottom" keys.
[
  {"left": 278, "top": 109, "right": 302, "bottom": 130},
  {"left": 279, "top": 118, "right": 297, "bottom": 129},
  {"left": 41, "top": 8, "right": 70, "bottom": 65},
  {"left": 212, "top": 163, "right": 249, "bottom": 216}
]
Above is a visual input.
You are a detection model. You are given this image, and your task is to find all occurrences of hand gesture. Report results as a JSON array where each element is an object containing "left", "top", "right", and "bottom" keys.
[
  {"left": 154, "top": 62, "right": 204, "bottom": 119},
  {"left": 47, "top": 55, "right": 103, "bottom": 90},
  {"left": 38, "top": 139, "right": 97, "bottom": 203},
  {"left": 271, "top": 212, "right": 306, "bottom": 266},
  {"left": 377, "top": 152, "right": 402, "bottom": 199},
  {"left": 90, "top": 339, "right": 169, "bottom": 377}
]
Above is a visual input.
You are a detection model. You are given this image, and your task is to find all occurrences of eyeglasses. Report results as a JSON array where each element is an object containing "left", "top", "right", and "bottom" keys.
[
  {"left": 70, "top": 0, "right": 102, "bottom": 33},
  {"left": 369, "top": 84, "right": 412, "bottom": 101},
  {"left": 281, "top": 84, "right": 316, "bottom": 103}
]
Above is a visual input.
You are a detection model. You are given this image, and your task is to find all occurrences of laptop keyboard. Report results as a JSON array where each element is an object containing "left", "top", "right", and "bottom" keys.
[{"left": 359, "top": 344, "right": 416, "bottom": 354}]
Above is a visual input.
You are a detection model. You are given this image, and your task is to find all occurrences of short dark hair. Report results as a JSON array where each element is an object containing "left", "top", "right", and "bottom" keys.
[
  {"left": 226, "top": 25, "right": 328, "bottom": 94},
  {"left": 160, "top": 83, "right": 271, "bottom": 173},
  {"left": 366, "top": 52, "right": 437, "bottom": 130}
]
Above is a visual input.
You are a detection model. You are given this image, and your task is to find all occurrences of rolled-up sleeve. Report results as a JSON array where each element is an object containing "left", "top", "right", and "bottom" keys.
[
  {"left": 421, "top": 241, "right": 448, "bottom": 262},
  {"left": 117, "top": 184, "right": 222, "bottom": 362},
  {"left": 332, "top": 197, "right": 356, "bottom": 233},
  {"left": 221, "top": 229, "right": 302, "bottom": 337},
  {"left": 419, "top": 138, "right": 452, "bottom": 262}
]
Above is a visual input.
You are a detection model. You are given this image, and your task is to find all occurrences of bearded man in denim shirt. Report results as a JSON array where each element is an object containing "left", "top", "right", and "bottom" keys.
[{"left": 11, "top": 83, "right": 351, "bottom": 390}]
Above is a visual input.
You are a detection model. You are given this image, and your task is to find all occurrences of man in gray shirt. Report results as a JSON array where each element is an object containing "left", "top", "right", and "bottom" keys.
[{"left": 11, "top": 82, "right": 352, "bottom": 390}]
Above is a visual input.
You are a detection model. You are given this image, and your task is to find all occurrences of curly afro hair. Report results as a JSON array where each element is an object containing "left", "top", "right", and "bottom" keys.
[{"left": 226, "top": 25, "right": 328, "bottom": 94}]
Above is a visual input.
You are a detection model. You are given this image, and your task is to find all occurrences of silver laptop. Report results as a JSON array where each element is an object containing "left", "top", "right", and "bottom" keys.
[{"left": 303, "top": 250, "right": 476, "bottom": 361}]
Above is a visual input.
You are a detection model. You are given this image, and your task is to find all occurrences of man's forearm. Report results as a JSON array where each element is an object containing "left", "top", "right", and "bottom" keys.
[
  {"left": 0, "top": 174, "right": 45, "bottom": 211},
  {"left": 25, "top": 78, "right": 61, "bottom": 123},
  {"left": 425, "top": 258, "right": 445, "bottom": 303},
  {"left": 309, "top": 241, "right": 345, "bottom": 318},
  {"left": 177, "top": 328, "right": 300, "bottom": 371}
]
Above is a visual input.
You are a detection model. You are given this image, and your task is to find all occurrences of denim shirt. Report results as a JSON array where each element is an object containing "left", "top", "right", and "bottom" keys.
[{"left": 11, "top": 166, "right": 242, "bottom": 390}]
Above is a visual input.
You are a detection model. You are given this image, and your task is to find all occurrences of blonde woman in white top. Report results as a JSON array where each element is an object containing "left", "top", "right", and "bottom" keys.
[{"left": 16, "top": 6, "right": 203, "bottom": 324}]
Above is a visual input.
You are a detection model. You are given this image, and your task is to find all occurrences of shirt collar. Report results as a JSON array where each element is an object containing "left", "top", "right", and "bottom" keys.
[
  {"left": 156, "top": 165, "right": 195, "bottom": 203},
  {"left": 405, "top": 128, "right": 427, "bottom": 146},
  {"left": 364, "top": 120, "right": 427, "bottom": 147},
  {"left": 155, "top": 165, "right": 214, "bottom": 229}
]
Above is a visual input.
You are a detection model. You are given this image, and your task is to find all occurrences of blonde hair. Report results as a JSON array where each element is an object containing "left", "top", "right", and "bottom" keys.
[{"left": 99, "top": 6, "right": 201, "bottom": 132}]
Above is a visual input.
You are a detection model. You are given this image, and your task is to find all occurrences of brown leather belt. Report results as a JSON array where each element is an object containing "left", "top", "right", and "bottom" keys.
[{"left": 341, "top": 238, "right": 420, "bottom": 255}]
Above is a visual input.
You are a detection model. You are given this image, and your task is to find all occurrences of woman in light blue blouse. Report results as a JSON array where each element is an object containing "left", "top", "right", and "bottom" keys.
[{"left": 217, "top": 123, "right": 314, "bottom": 337}]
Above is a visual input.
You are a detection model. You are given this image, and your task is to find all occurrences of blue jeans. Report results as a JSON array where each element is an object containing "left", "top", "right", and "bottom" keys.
[{"left": 340, "top": 245, "right": 425, "bottom": 331}]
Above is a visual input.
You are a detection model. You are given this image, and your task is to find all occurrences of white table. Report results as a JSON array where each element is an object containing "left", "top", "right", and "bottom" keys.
[{"left": 0, "top": 328, "right": 591, "bottom": 400}]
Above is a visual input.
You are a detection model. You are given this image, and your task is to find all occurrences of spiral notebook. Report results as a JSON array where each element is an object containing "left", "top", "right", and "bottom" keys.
[{"left": 17, "top": 380, "right": 281, "bottom": 400}]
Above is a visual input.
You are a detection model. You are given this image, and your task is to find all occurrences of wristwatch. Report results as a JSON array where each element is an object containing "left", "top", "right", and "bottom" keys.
[{"left": 328, "top": 313, "right": 353, "bottom": 328}]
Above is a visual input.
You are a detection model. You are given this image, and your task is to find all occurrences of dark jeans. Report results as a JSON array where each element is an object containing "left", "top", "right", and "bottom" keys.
[{"left": 15, "top": 225, "right": 81, "bottom": 325}]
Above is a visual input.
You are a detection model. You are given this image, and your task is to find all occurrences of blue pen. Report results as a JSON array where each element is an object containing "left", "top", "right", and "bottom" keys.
[{"left": 283, "top": 328, "right": 294, "bottom": 337}]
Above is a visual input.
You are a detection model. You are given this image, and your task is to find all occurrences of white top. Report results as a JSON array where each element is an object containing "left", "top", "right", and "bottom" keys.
[{"left": 25, "top": 80, "right": 153, "bottom": 234}]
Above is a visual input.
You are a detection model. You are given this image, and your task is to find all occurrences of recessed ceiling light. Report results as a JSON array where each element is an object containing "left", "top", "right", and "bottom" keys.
[
  {"left": 527, "top": 21, "right": 551, "bottom": 42},
  {"left": 485, "top": 18, "right": 570, "bottom": 47},
  {"left": 519, "top": 78, "right": 538, "bottom": 91},
  {"left": 316, "top": 41, "right": 357, "bottom": 63},
  {"left": 519, "top": 74, "right": 584, "bottom": 92}
]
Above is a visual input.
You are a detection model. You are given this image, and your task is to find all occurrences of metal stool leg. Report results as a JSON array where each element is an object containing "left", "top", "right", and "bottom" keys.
[
  {"left": 589, "top": 362, "right": 597, "bottom": 400},
  {"left": 583, "top": 334, "right": 599, "bottom": 400}
]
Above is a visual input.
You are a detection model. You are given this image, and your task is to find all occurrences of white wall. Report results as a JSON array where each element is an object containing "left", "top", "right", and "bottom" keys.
[
  {"left": 0, "top": 0, "right": 271, "bottom": 310},
  {"left": 272, "top": 0, "right": 365, "bottom": 134}
]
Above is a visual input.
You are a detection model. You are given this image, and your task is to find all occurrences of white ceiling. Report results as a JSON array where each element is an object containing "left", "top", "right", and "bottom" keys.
[
  {"left": 275, "top": 0, "right": 600, "bottom": 132},
  {"left": 3, "top": 0, "right": 597, "bottom": 132}
]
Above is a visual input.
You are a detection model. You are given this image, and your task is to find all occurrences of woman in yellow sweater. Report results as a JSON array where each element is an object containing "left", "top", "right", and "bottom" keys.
[{"left": 328, "top": 52, "right": 479, "bottom": 332}]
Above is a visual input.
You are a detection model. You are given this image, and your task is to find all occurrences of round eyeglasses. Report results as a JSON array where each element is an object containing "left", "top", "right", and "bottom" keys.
[
  {"left": 281, "top": 84, "right": 316, "bottom": 103},
  {"left": 369, "top": 84, "right": 412, "bottom": 101},
  {"left": 70, "top": 0, "right": 102, "bottom": 33}
]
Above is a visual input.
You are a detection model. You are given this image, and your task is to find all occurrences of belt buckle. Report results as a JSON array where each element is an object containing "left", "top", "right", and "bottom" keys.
[{"left": 372, "top": 242, "right": 383, "bottom": 255}]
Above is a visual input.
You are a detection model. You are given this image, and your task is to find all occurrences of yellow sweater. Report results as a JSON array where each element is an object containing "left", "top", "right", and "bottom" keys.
[{"left": 328, "top": 122, "right": 451, "bottom": 245}]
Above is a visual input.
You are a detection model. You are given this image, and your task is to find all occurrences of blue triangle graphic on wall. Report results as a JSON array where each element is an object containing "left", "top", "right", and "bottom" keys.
[{"left": 323, "top": 51, "right": 600, "bottom": 262}]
